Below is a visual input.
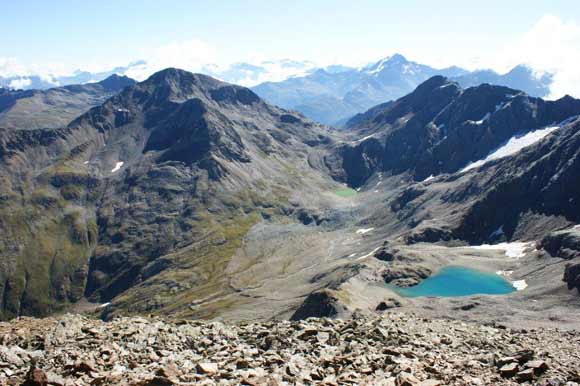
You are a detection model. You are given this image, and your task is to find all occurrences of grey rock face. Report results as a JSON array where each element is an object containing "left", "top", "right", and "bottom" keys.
[
  {"left": 340, "top": 77, "right": 580, "bottom": 184},
  {"left": 541, "top": 229, "right": 580, "bottom": 260}
]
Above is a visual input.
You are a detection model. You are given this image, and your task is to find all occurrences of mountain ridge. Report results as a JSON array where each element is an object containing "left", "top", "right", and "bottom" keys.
[
  {"left": 0, "top": 74, "right": 136, "bottom": 130},
  {"left": 252, "top": 55, "right": 553, "bottom": 125}
]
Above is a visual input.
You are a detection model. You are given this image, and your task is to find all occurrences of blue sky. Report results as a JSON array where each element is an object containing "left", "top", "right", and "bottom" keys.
[{"left": 1, "top": 0, "right": 580, "bottom": 97}]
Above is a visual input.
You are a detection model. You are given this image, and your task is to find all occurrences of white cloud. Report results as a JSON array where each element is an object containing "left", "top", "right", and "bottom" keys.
[
  {"left": 485, "top": 15, "right": 580, "bottom": 99},
  {"left": 8, "top": 77, "right": 32, "bottom": 89},
  {"left": 221, "top": 59, "right": 317, "bottom": 87},
  {"left": 124, "top": 38, "right": 217, "bottom": 81},
  {"left": 0, "top": 57, "right": 27, "bottom": 77}
]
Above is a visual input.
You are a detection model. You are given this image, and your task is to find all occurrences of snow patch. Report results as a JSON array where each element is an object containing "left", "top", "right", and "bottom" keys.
[
  {"left": 496, "top": 270, "right": 514, "bottom": 277},
  {"left": 464, "top": 242, "right": 532, "bottom": 258},
  {"left": 83, "top": 161, "right": 89, "bottom": 165},
  {"left": 422, "top": 175, "right": 435, "bottom": 182},
  {"left": 348, "top": 253, "right": 357, "bottom": 258},
  {"left": 356, "top": 228, "right": 375, "bottom": 235},
  {"left": 512, "top": 280, "right": 528, "bottom": 291},
  {"left": 489, "top": 225, "right": 504, "bottom": 238},
  {"left": 461, "top": 125, "right": 559, "bottom": 173},
  {"left": 99, "top": 302, "right": 111, "bottom": 308},
  {"left": 111, "top": 161, "right": 124, "bottom": 173},
  {"left": 356, "top": 246, "right": 381, "bottom": 260},
  {"left": 354, "top": 134, "right": 376, "bottom": 143},
  {"left": 474, "top": 113, "right": 490, "bottom": 125}
]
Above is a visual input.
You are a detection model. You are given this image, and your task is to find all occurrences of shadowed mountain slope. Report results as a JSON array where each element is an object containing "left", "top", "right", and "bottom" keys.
[
  {"left": 0, "top": 68, "right": 338, "bottom": 320},
  {"left": 330, "top": 76, "right": 580, "bottom": 186}
]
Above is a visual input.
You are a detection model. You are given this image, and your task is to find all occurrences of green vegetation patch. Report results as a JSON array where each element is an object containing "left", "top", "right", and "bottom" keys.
[{"left": 334, "top": 188, "right": 358, "bottom": 197}]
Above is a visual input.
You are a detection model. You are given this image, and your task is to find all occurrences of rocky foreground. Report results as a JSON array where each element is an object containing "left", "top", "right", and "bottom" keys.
[{"left": 0, "top": 314, "right": 579, "bottom": 385}]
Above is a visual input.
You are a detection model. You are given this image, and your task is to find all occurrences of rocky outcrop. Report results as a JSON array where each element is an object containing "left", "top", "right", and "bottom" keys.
[
  {"left": 380, "top": 266, "right": 432, "bottom": 287},
  {"left": 0, "top": 313, "right": 578, "bottom": 385},
  {"left": 290, "top": 289, "right": 342, "bottom": 320},
  {"left": 541, "top": 229, "right": 580, "bottom": 260},
  {"left": 564, "top": 263, "right": 580, "bottom": 292}
]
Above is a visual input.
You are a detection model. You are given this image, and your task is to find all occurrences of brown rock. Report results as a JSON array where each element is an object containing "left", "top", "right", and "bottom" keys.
[
  {"left": 419, "top": 381, "right": 442, "bottom": 386},
  {"left": 22, "top": 367, "right": 47, "bottom": 386},
  {"left": 156, "top": 364, "right": 180, "bottom": 380},
  {"left": 396, "top": 372, "right": 420, "bottom": 386},
  {"left": 496, "top": 356, "right": 517, "bottom": 367},
  {"left": 516, "top": 368, "right": 535, "bottom": 382},
  {"left": 135, "top": 377, "right": 176, "bottom": 386},
  {"left": 196, "top": 362, "right": 218, "bottom": 375},
  {"left": 74, "top": 360, "right": 96, "bottom": 374},
  {"left": 500, "top": 362, "right": 519, "bottom": 378},
  {"left": 524, "top": 359, "right": 549, "bottom": 374},
  {"left": 513, "top": 349, "right": 534, "bottom": 364}
]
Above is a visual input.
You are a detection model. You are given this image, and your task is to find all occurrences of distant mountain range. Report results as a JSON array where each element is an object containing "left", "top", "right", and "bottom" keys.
[
  {"left": 0, "top": 59, "right": 316, "bottom": 90},
  {"left": 1, "top": 55, "right": 553, "bottom": 126},
  {"left": 252, "top": 54, "right": 554, "bottom": 125},
  {"left": 0, "top": 74, "right": 135, "bottom": 129}
]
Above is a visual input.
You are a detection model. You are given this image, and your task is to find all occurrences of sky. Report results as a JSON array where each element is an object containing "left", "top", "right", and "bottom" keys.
[{"left": 1, "top": 0, "right": 580, "bottom": 97}]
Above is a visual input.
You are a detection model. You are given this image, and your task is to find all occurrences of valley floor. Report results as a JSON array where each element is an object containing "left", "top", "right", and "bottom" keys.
[{"left": 1, "top": 313, "right": 579, "bottom": 385}]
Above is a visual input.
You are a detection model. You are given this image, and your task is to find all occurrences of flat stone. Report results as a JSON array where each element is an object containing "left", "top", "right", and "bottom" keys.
[
  {"left": 516, "top": 368, "right": 535, "bottom": 382},
  {"left": 496, "top": 356, "right": 518, "bottom": 367},
  {"left": 419, "top": 380, "right": 442, "bottom": 386},
  {"left": 396, "top": 372, "right": 420, "bottom": 386},
  {"left": 196, "top": 362, "right": 218, "bottom": 375},
  {"left": 499, "top": 362, "right": 519, "bottom": 378},
  {"left": 524, "top": 359, "right": 549, "bottom": 374}
]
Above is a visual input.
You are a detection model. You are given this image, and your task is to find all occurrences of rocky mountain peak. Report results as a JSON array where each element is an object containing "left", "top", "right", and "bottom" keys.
[
  {"left": 364, "top": 53, "right": 410, "bottom": 75},
  {"left": 134, "top": 68, "right": 262, "bottom": 109},
  {"left": 96, "top": 73, "right": 136, "bottom": 92},
  {"left": 337, "top": 77, "right": 580, "bottom": 187}
]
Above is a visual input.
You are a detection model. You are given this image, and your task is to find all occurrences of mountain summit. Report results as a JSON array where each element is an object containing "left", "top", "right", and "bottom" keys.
[
  {"left": 252, "top": 56, "right": 553, "bottom": 125},
  {"left": 0, "top": 68, "right": 337, "bottom": 320}
]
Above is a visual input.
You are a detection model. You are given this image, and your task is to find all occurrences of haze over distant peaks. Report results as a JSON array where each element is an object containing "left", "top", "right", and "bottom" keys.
[{"left": 252, "top": 54, "right": 553, "bottom": 125}]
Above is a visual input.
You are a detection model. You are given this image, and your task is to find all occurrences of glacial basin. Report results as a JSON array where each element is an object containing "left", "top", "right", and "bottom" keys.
[{"left": 389, "top": 266, "right": 516, "bottom": 297}]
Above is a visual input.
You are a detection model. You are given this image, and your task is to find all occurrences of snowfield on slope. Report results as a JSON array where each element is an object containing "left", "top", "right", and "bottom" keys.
[
  {"left": 462, "top": 242, "right": 533, "bottom": 258},
  {"left": 461, "top": 125, "right": 559, "bottom": 172}
]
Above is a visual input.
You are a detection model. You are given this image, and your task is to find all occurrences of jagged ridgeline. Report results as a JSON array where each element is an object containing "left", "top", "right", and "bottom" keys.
[{"left": 0, "top": 68, "right": 339, "bottom": 320}]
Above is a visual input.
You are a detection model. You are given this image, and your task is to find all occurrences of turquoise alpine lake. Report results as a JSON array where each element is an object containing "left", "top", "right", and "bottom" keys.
[{"left": 388, "top": 266, "right": 515, "bottom": 297}]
